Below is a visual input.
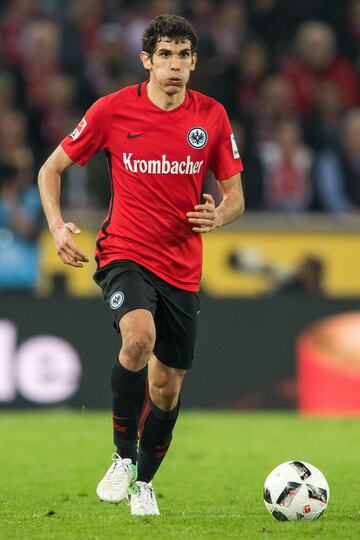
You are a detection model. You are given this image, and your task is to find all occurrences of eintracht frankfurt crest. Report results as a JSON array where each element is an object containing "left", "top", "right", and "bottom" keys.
[
  {"left": 187, "top": 127, "right": 208, "bottom": 149},
  {"left": 110, "top": 291, "right": 124, "bottom": 309}
]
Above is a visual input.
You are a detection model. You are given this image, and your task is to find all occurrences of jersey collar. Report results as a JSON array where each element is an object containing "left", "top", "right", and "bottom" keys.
[{"left": 139, "top": 80, "right": 190, "bottom": 113}]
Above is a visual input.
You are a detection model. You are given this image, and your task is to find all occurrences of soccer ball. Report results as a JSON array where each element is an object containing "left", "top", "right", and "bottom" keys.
[{"left": 263, "top": 461, "right": 330, "bottom": 521}]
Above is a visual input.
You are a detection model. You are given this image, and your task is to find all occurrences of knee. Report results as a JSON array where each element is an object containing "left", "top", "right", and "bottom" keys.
[
  {"left": 150, "top": 381, "right": 180, "bottom": 411},
  {"left": 121, "top": 330, "right": 155, "bottom": 368}
]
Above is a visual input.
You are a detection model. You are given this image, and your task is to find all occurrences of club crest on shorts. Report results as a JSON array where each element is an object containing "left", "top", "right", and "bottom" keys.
[
  {"left": 110, "top": 291, "right": 124, "bottom": 309},
  {"left": 187, "top": 127, "right": 208, "bottom": 149}
]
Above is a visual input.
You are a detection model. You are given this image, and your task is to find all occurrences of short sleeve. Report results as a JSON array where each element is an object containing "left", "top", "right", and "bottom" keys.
[
  {"left": 61, "top": 96, "right": 111, "bottom": 166},
  {"left": 209, "top": 106, "right": 243, "bottom": 181}
]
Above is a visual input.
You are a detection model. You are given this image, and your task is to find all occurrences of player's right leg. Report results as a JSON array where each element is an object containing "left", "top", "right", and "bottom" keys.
[
  {"left": 94, "top": 262, "right": 157, "bottom": 503},
  {"left": 97, "top": 308, "right": 155, "bottom": 503}
]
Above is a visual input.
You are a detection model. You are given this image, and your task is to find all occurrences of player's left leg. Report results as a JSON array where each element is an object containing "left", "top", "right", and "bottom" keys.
[
  {"left": 128, "top": 281, "right": 199, "bottom": 516},
  {"left": 129, "top": 356, "right": 185, "bottom": 516},
  {"left": 138, "top": 356, "right": 185, "bottom": 480}
]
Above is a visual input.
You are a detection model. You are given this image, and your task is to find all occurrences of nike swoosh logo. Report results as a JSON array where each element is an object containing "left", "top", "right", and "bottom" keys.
[{"left": 127, "top": 132, "right": 145, "bottom": 139}]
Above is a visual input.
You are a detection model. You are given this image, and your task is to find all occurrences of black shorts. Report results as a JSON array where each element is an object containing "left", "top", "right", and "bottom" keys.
[{"left": 93, "top": 259, "right": 200, "bottom": 370}]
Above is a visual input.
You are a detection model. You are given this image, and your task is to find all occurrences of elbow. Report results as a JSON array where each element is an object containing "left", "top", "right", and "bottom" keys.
[
  {"left": 38, "top": 162, "right": 48, "bottom": 187},
  {"left": 239, "top": 198, "right": 245, "bottom": 216},
  {"left": 38, "top": 159, "right": 58, "bottom": 188},
  {"left": 237, "top": 194, "right": 245, "bottom": 217}
]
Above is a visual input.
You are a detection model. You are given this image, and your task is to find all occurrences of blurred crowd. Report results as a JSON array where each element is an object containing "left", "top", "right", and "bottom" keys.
[{"left": 0, "top": 0, "right": 359, "bottom": 288}]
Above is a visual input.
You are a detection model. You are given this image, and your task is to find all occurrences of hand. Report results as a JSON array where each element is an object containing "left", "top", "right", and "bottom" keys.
[
  {"left": 187, "top": 193, "right": 220, "bottom": 233},
  {"left": 51, "top": 222, "right": 89, "bottom": 267}
]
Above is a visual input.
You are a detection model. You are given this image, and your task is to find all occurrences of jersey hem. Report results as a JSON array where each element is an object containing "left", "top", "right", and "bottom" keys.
[{"left": 97, "top": 255, "right": 200, "bottom": 292}]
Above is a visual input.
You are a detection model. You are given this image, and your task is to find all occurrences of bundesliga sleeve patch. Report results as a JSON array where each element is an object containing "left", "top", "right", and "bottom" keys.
[
  {"left": 70, "top": 117, "right": 87, "bottom": 141},
  {"left": 230, "top": 133, "right": 240, "bottom": 159}
]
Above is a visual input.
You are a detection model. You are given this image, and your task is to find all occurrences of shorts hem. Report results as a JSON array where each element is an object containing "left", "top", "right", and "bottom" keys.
[
  {"left": 154, "top": 353, "right": 192, "bottom": 371},
  {"left": 113, "top": 305, "right": 155, "bottom": 333}
]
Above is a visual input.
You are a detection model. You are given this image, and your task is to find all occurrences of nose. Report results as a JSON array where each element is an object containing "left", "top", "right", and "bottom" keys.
[{"left": 170, "top": 55, "right": 181, "bottom": 70}]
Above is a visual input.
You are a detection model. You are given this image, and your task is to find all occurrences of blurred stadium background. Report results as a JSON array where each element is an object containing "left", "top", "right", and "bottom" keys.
[{"left": 1, "top": 0, "right": 360, "bottom": 414}]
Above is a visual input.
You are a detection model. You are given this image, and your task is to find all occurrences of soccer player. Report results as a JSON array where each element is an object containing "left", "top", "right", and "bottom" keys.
[{"left": 38, "top": 14, "right": 244, "bottom": 516}]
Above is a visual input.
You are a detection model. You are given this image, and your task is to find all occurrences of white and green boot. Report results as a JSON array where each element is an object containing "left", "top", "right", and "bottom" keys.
[
  {"left": 96, "top": 453, "right": 137, "bottom": 503},
  {"left": 128, "top": 481, "right": 160, "bottom": 516}
]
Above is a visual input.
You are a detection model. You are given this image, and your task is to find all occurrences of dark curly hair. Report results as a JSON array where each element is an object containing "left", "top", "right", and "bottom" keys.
[{"left": 142, "top": 14, "right": 198, "bottom": 57}]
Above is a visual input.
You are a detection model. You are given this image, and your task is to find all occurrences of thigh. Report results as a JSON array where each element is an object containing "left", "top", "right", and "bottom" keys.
[
  {"left": 94, "top": 262, "right": 158, "bottom": 333},
  {"left": 119, "top": 308, "right": 156, "bottom": 344},
  {"left": 154, "top": 285, "right": 200, "bottom": 370}
]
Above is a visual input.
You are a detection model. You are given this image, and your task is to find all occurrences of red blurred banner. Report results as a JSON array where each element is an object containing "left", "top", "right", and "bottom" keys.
[{"left": 297, "top": 313, "right": 360, "bottom": 416}]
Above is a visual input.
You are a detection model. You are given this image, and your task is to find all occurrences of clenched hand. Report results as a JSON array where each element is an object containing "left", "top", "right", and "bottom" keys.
[{"left": 187, "top": 193, "right": 220, "bottom": 233}]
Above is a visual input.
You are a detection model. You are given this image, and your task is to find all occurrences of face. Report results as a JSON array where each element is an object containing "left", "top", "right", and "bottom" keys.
[
  {"left": 240, "top": 41, "right": 267, "bottom": 80},
  {"left": 298, "top": 28, "right": 334, "bottom": 68},
  {"left": 276, "top": 121, "right": 301, "bottom": 152},
  {"left": 261, "top": 76, "right": 294, "bottom": 114},
  {"left": 140, "top": 38, "right": 197, "bottom": 96}
]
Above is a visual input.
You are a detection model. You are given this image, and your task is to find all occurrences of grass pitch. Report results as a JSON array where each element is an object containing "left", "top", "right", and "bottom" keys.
[{"left": 0, "top": 411, "right": 358, "bottom": 540}]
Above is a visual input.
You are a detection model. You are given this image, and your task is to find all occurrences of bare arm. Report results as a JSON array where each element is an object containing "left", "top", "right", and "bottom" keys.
[
  {"left": 187, "top": 173, "right": 244, "bottom": 233},
  {"left": 38, "top": 145, "right": 89, "bottom": 267}
]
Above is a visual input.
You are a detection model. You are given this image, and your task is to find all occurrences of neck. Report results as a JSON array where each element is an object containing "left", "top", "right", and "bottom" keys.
[{"left": 146, "top": 79, "right": 186, "bottom": 111}]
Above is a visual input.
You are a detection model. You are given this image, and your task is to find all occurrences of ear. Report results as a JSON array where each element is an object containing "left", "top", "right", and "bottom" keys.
[
  {"left": 140, "top": 51, "right": 152, "bottom": 71},
  {"left": 190, "top": 52, "right": 197, "bottom": 72}
]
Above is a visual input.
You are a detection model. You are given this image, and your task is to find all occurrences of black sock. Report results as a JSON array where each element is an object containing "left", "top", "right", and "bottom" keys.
[
  {"left": 137, "top": 398, "right": 180, "bottom": 482},
  {"left": 111, "top": 359, "right": 147, "bottom": 463}
]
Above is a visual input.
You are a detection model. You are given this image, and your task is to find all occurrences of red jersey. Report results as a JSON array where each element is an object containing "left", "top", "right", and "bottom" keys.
[{"left": 61, "top": 81, "right": 243, "bottom": 291}]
